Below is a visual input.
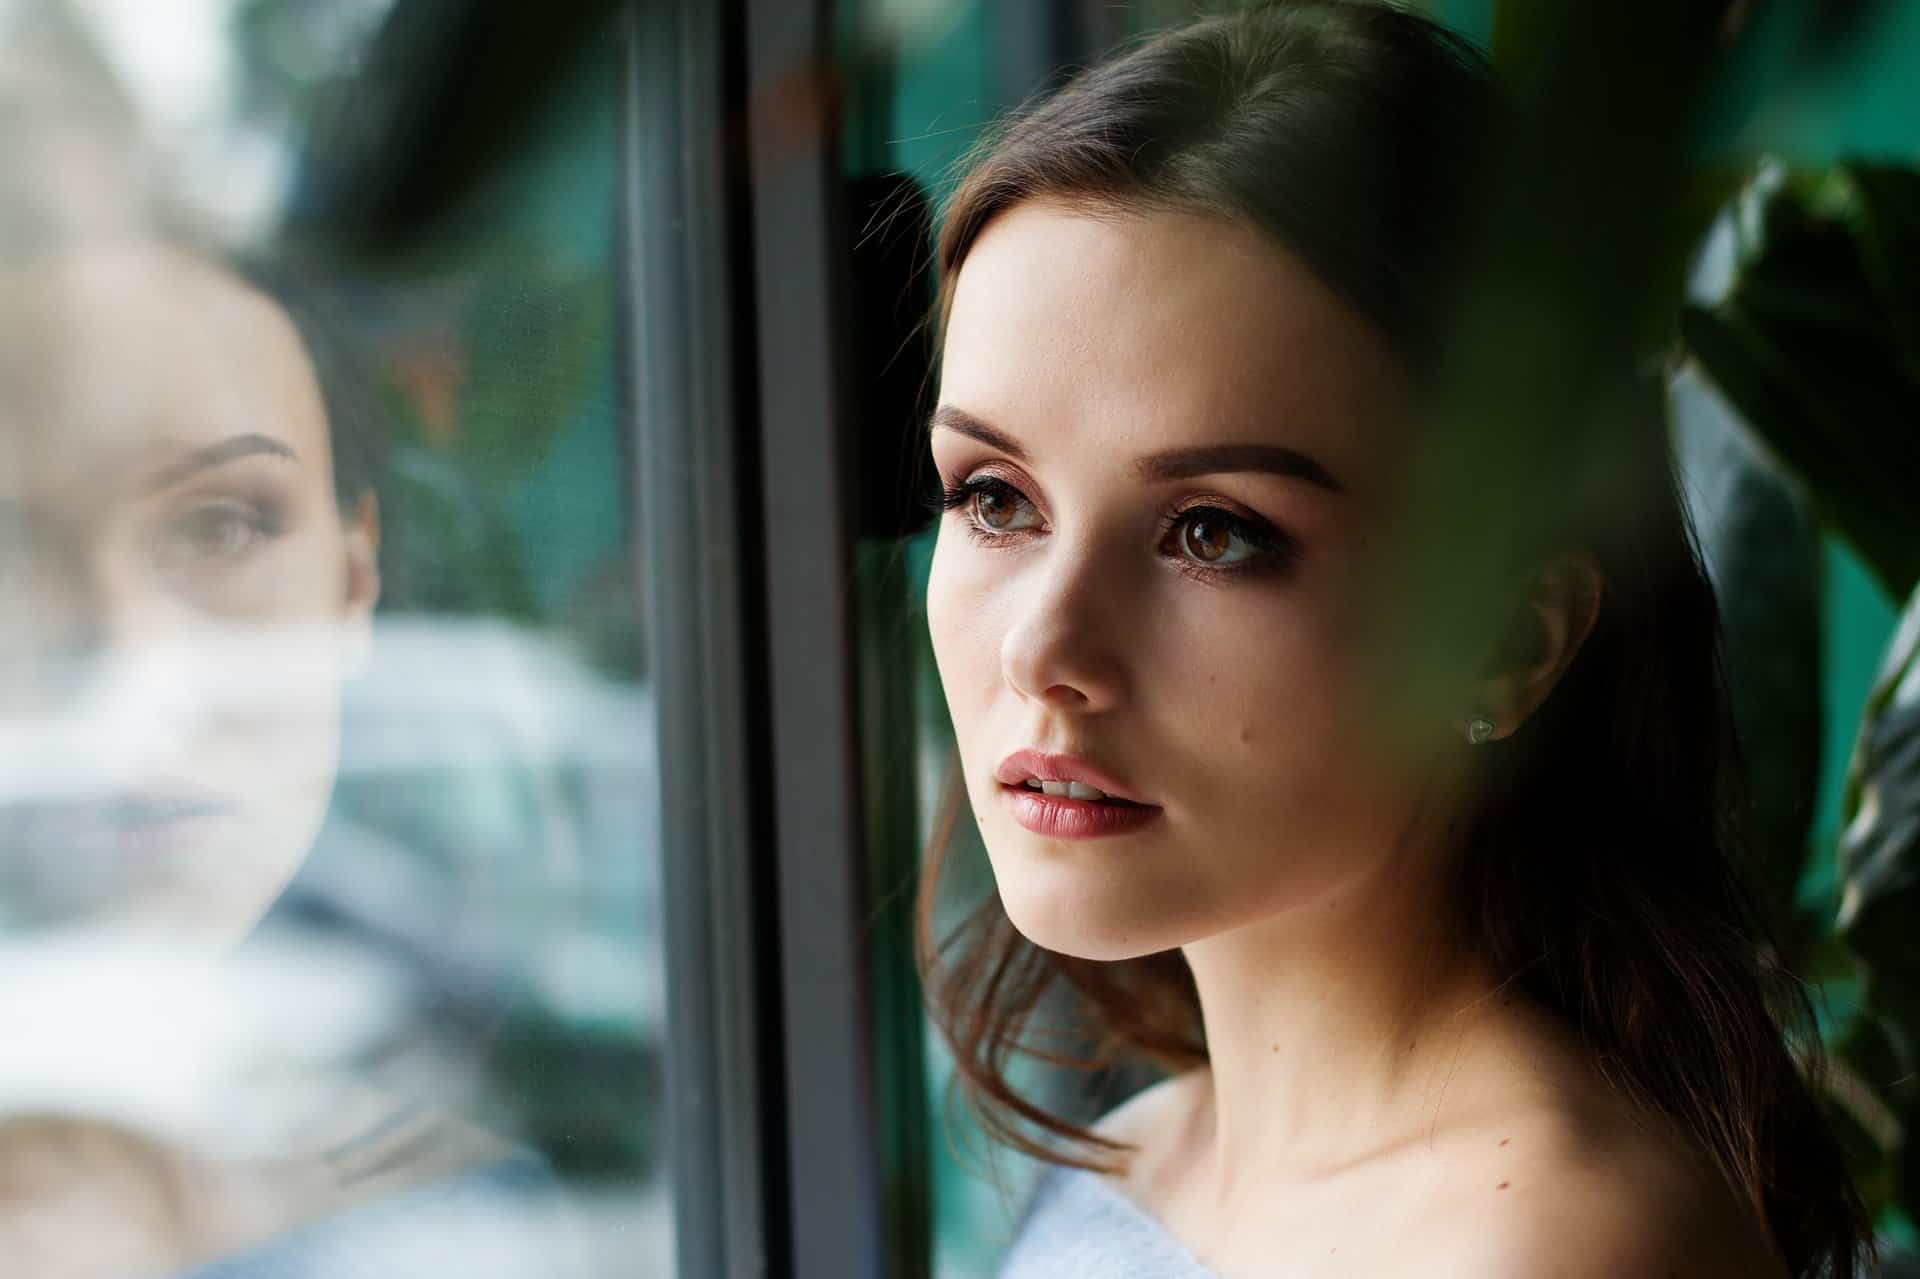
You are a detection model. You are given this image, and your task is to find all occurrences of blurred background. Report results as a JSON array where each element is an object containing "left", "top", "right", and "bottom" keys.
[{"left": 0, "top": 0, "right": 1914, "bottom": 1277}]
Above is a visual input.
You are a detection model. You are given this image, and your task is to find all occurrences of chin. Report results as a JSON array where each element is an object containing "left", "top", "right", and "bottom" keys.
[{"left": 991, "top": 852, "right": 1196, "bottom": 963}]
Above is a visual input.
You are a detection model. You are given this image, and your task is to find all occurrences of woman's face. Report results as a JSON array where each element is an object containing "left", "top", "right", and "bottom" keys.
[
  {"left": 927, "top": 201, "right": 1446, "bottom": 961},
  {"left": 0, "top": 245, "right": 378, "bottom": 948}
]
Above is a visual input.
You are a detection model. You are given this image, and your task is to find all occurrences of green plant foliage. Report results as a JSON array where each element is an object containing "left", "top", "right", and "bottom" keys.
[
  {"left": 1851, "top": 168, "right": 1920, "bottom": 384},
  {"left": 1684, "top": 159, "right": 1920, "bottom": 1234},
  {"left": 1672, "top": 366, "right": 1825, "bottom": 938},
  {"left": 1839, "top": 587, "right": 1920, "bottom": 1067},
  {"left": 1680, "top": 167, "right": 1920, "bottom": 602}
]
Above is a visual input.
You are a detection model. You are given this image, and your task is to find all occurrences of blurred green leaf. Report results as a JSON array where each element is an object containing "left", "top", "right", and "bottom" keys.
[
  {"left": 1681, "top": 165, "right": 1920, "bottom": 601},
  {"left": 1488, "top": 0, "right": 1555, "bottom": 77},
  {"left": 1803, "top": 1004, "right": 1902, "bottom": 1229},
  {"left": 1672, "top": 365, "right": 1824, "bottom": 938},
  {"left": 1396, "top": 3, "right": 1732, "bottom": 715},
  {"left": 1837, "top": 584, "right": 1920, "bottom": 1066},
  {"left": 1851, "top": 167, "right": 1920, "bottom": 384},
  {"left": 1677, "top": 162, "right": 1920, "bottom": 1245}
]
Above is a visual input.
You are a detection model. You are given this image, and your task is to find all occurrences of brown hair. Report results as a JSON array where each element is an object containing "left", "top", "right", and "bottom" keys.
[{"left": 912, "top": 4, "right": 1871, "bottom": 1275}]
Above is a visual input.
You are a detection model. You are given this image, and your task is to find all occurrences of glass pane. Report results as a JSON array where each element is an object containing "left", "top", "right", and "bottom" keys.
[{"left": 0, "top": 2, "right": 665, "bottom": 1274}]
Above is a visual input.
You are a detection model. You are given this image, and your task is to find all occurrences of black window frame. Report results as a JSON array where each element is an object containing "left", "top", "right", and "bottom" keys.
[{"left": 629, "top": 0, "right": 884, "bottom": 1275}]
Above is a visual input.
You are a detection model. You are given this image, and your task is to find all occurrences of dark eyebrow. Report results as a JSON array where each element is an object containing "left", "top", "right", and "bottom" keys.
[
  {"left": 1132, "top": 443, "right": 1344, "bottom": 493},
  {"left": 928, "top": 405, "right": 1029, "bottom": 463},
  {"left": 145, "top": 434, "right": 299, "bottom": 492},
  {"left": 929, "top": 404, "right": 1344, "bottom": 494}
]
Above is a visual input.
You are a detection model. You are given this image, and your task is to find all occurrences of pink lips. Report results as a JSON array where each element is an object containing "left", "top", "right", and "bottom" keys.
[
  {"left": 0, "top": 788, "right": 239, "bottom": 918},
  {"left": 994, "top": 750, "right": 1150, "bottom": 803},
  {"left": 994, "top": 748, "right": 1162, "bottom": 840}
]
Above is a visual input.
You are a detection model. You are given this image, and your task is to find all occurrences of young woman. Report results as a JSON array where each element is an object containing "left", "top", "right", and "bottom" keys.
[{"left": 915, "top": 4, "right": 1870, "bottom": 1276}]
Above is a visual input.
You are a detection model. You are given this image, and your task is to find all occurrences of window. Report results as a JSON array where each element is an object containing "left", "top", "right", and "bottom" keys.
[
  {"left": 0, "top": 2, "right": 660, "bottom": 1272},
  {"left": 9, "top": 1, "right": 1913, "bottom": 1276}
]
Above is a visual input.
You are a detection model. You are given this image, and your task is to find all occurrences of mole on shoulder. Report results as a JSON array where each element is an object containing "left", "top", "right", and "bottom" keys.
[
  {"left": 1498, "top": 1138, "right": 1510, "bottom": 1147},
  {"left": 1496, "top": 1181, "right": 1511, "bottom": 1190}
]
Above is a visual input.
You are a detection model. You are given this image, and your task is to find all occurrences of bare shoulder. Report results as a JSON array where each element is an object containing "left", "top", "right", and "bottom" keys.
[{"left": 1421, "top": 1101, "right": 1788, "bottom": 1279}]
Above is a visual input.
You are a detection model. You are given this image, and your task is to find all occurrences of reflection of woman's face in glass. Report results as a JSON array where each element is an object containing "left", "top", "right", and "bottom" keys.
[{"left": 0, "top": 244, "right": 379, "bottom": 947}]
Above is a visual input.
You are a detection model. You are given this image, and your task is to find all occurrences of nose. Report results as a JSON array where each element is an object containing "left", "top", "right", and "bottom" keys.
[{"left": 999, "top": 533, "right": 1130, "bottom": 714}]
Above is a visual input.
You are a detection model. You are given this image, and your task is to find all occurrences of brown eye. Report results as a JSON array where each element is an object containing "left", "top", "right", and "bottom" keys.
[
  {"left": 1182, "top": 512, "right": 1233, "bottom": 563},
  {"left": 1167, "top": 505, "right": 1287, "bottom": 571},
  {"left": 976, "top": 488, "right": 1018, "bottom": 530},
  {"left": 959, "top": 477, "right": 1040, "bottom": 535}
]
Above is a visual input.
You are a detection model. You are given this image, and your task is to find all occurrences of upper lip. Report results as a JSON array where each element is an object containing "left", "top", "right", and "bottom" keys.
[{"left": 995, "top": 749, "right": 1154, "bottom": 805}]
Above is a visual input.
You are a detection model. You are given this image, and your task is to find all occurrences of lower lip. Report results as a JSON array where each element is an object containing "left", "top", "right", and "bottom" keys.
[
  {"left": 0, "top": 809, "right": 234, "bottom": 895},
  {"left": 112, "top": 811, "right": 233, "bottom": 861},
  {"left": 1002, "top": 785, "right": 1163, "bottom": 839}
]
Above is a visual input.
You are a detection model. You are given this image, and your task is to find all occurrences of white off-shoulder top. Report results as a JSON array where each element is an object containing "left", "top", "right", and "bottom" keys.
[{"left": 996, "top": 1163, "right": 1219, "bottom": 1279}]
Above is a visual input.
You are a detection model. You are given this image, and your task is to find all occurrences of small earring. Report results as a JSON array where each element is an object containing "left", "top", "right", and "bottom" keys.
[{"left": 1466, "top": 715, "right": 1496, "bottom": 745}]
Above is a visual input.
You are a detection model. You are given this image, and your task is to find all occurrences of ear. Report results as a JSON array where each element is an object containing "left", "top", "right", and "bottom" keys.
[
  {"left": 340, "top": 492, "right": 381, "bottom": 676},
  {"left": 1464, "top": 552, "right": 1603, "bottom": 742}
]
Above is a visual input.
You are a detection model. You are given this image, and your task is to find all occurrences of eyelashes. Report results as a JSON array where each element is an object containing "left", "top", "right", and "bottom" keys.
[
  {"left": 928, "top": 475, "right": 997, "bottom": 515},
  {"left": 930, "top": 473, "right": 1300, "bottom": 579},
  {"left": 932, "top": 475, "right": 1034, "bottom": 526},
  {"left": 152, "top": 495, "right": 290, "bottom": 576}
]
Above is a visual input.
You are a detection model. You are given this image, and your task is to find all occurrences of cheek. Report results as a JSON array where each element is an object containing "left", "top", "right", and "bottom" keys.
[
  {"left": 152, "top": 515, "right": 356, "bottom": 814},
  {"left": 924, "top": 526, "right": 1001, "bottom": 723},
  {"left": 1173, "top": 589, "right": 1363, "bottom": 764},
  {"left": 1158, "top": 572, "right": 1406, "bottom": 859}
]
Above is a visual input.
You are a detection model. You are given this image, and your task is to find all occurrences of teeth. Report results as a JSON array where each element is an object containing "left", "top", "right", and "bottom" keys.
[{"left": 1030, "top": 779, "right": 1108, "bottom": 801}]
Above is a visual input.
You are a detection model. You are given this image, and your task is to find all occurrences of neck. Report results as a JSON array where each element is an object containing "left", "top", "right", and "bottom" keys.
[{"left": 1178, "top": 825, "right": 1506, "bottom": 1201}]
